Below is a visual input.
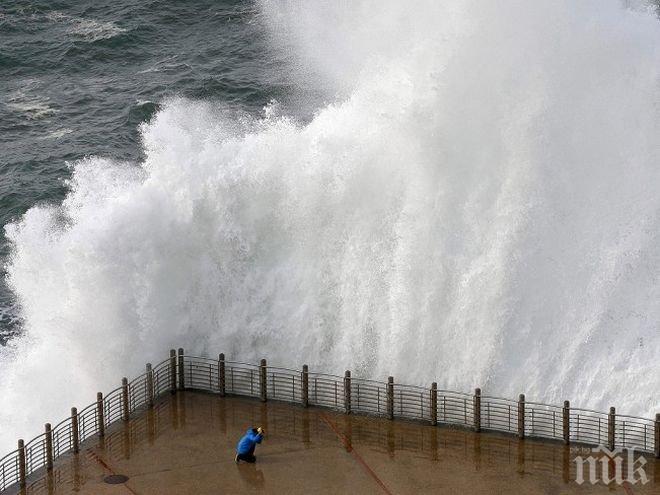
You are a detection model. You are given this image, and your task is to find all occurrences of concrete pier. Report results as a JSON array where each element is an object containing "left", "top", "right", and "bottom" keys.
[{"left": 16, "top": 391, "right": 660, "bottom": 494}]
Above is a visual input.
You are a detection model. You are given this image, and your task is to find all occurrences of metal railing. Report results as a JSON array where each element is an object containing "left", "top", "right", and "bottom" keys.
[
  {"left": 1, "top": 348, "right": 659, "bottom": 493},
  {"left": 0, "top": 355, "right": 174, "bottom": 493}
]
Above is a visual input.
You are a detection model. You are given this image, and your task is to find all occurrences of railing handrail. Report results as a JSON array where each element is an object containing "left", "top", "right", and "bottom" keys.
[
  {"left": 614, "top": 413, "right": 654, "bottom": 422},
  {"left": 525, "top": 400, "right": 563, "bottom": 409},
  {"left": 571, "top": 407, "right": 609, "bottom": 415},
  {"left": 1, "top": 348, "right": 658, "bottom": 493}
]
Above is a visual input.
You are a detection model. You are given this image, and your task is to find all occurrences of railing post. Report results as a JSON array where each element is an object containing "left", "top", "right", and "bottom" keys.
[
  {"left": 654, "top": 413, "right": 660, "bottom": 458},
  {"left": 387, "top": 376, "right": 394, "bottom": 420},
  {"left": 518, "top": 394, "right": 525, "bottom": 439},
  {"left": 474, "top": 388, "right": 481, "bottom": 432},
  {"left": 260, "top": 359, "right": 267, "bottom": 402},
  {"left": 146, "top": 363, "right": 154, "bottom": 408},
  {"left": 121, "top": 377, "right": 129, "bottom": 421},
  {"left": 97, "top": 392, "right": 105, "bottom": 437},
  {"left": 430, "top": 383, "right": 437, "bottom": 426},
  {"left": 218, "top": 353, "right": 226, "bottom": 397},
  {"left": 169, "top": 349, "right": 177, "bottom": 394},
  {"left": 71, "top": 407, "right": 79, "bottom": 454},
  {"left": 177, "top": 348, "right": 185, "bottom": 390},
  {"left": 302, "top": 365, "right": 309, "bottom": 408},
  {"left": 562, "top": 401, "right": 570, "bottom": 444},
  {"left": 45, "top": 423, "right": 53, "bottom": 471},
  {"left": 17, "top": 439, "right": 26, "bottom": 489},
  {"left": 608, "top": 406, "right": 615, "bottom": 450},
  {"left": 344, "top": 371, "right": 352, "bottom": 414}
]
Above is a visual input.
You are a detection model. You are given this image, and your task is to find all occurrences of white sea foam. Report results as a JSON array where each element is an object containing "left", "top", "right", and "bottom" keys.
[
  {"left": 137, "top": 57, "right": 191, "bottom": 75},
  {"left": 68, "top": 19, "right": 126, "bottom": 42},
  {"left": 40, "top": 128, "right": 73, "bottom": 140},
  {"left": 1, "top": 0, "right": 660, "bottom": 453},
  {"left": 6, "top": 91, "right": 56, "bottom": 120},
  {"left": 47, "top": 12, "right": 126, "bottom": 42}
]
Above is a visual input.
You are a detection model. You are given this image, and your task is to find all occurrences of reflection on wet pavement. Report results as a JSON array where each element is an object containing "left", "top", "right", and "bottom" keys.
[{"left": 19, "top": 392, "right": 660, "bottom": 494}]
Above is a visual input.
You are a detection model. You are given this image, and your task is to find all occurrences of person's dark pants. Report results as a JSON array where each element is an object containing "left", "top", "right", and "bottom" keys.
[{"left": 237, "top": 446, "right": 256, "bottom": 463}]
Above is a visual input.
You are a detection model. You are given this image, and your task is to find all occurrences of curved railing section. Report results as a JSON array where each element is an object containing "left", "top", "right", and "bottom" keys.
[{"left": 1, "top": 348, "right": 659, "bottom": 492}]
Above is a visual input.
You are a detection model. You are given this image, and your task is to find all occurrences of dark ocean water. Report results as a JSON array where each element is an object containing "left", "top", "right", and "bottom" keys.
[{"left": 0, "top": 0, "right": 301, "bottom": 343}]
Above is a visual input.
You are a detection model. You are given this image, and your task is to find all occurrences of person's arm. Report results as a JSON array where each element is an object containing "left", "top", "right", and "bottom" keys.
[{"left": 248, "top": 431, "right": 263, "bottom": 444}]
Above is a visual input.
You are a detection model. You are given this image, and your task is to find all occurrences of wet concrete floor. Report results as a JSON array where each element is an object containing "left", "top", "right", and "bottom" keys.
[{"left": 18, "top": 391, "right": 660, "bottom": 494}]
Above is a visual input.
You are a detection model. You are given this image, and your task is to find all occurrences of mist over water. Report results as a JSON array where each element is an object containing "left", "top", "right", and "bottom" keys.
[{"left": 2, "top": 0, "right": 660, "bottom": 453}]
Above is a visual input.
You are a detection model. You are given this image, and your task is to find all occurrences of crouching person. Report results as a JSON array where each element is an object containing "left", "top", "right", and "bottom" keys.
[{"left": 235, "top": 427, "right": 264, "bottom": 463}]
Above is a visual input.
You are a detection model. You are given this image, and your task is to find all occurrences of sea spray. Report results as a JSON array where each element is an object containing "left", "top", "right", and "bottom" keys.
[{"left": 1, "top": 0, "right": 660, "bottom": 453}]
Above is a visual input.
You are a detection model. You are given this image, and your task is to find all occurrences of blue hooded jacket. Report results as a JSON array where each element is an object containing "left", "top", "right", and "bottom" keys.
[{"left": 236, "top": 428, "right": 263, "bottom": 454}]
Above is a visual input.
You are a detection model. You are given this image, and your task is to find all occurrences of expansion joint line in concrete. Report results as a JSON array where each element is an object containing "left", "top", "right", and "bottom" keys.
[{"left": 320, "top": 413, "right": 394, "bottom": 495}]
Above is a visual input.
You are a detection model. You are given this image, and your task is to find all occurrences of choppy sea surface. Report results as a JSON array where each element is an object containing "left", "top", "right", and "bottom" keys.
[{"left": 0, "top": 0, "right": 301, "bottom": 343}]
